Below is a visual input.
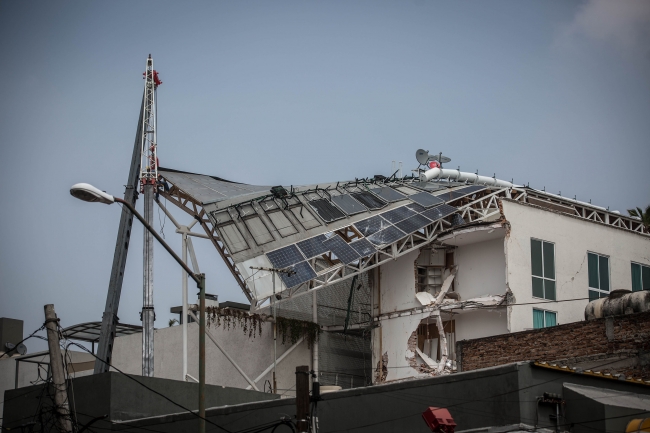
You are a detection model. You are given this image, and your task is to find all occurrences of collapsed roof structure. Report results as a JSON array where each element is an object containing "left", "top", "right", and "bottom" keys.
[{"left": 158, "top": 161, "right": 646, "bottom": 311}]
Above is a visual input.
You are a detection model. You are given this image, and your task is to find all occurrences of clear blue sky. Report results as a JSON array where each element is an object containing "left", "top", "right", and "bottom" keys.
[{"left": 1, "top": 1, "right": 649, "bottom": 350}]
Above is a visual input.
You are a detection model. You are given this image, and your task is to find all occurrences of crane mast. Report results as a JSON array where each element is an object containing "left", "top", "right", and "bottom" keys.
[{"left": 140, "top": 54, "right": 161, "bottom": 377}]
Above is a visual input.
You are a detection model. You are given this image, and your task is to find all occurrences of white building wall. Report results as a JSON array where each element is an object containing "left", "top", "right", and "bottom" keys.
[
  {"left": 502, "top": 200, "right": 650, "bottom": 333},
  {"left": 111, "top": 320, "right": 311, "bottom": 397},
  {"left": 454, "top": 237, "right": 507, "bottom": 301},
  {"left": 454, "top": 310, "right": 508, "bottom": 342}
]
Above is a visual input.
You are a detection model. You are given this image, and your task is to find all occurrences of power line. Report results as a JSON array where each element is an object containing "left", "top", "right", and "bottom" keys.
[{"left": 64, "top": 341, "right": 232, "bottom": 433}]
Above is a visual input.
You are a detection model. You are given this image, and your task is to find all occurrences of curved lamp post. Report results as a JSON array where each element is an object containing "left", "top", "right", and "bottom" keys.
[{"left": 70, "top": 183, "right": 208, "bottom": 433}]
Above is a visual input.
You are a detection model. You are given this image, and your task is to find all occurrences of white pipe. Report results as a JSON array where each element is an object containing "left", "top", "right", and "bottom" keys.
[{"left": 419, "top": 168, "right": 514, "bottom": 188}]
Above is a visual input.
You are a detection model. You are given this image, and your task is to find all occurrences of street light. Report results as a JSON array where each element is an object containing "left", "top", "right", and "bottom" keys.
[{"left": 70, "top": 183, "right": 208, "bottom": 433}]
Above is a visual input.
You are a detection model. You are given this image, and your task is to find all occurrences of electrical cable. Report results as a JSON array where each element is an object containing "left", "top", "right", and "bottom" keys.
[
  {"left": 0, "top": 324, "right": 46, "bottom": 359},
  {"left": 64, "top": 341, "right": 232, "bottom": 433}
]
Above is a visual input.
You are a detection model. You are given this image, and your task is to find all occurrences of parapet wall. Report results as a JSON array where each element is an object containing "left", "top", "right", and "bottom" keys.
[{"left": 457, "top": 311, "right": 650, "bottom": 379}]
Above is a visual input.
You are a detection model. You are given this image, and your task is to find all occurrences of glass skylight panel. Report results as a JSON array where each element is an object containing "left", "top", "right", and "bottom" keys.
[
  {"left": 279, "top": 261, "right": 317, "bottom": 289},
  {"left": 369, "top": 186, "right": 406, "bottom": 203},
  {"left": 350, "top": 192, "right": 387, "bottom": 210},
  {"left": 353, "top": 215, "right": 391, "bottom": 237},
  {"left": 381, "top": 206, "right": 417, "bottom": 224},
  {"left": 367, "top": 226, "right": 406, "bottom": 246},
  {"left": 323, "top": 235, "right": 361, "bottom": 264},
  {"left": 331, "top": 194, "right": 367, "bottom": 215},
  {"left": 308, "top": 199, "right": 346, "bottom": 223},
  {"left": 421, "top": 204, "right": 457, "bottom": 221},
  {"left": 266, "top": 244, "right": 305, "bottom": 269},
  {"left": 395, "top": 214, "right": 432, "bottom": 234},
  {"left": 408, "top": 192, "right": 445, "bottom": 208},
  {"left": 350, "top": 238, "right": 376, "bottom": 258},
  {"left": 296, "top": 235, "right": 329, "bottom": 259}
]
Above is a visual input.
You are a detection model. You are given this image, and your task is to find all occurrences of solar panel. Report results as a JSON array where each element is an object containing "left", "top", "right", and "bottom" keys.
[
  {"left": 279, "top": 261, "right": 317, "bottom": 289},
  {"left": 349, "top": 238, "right": 376, "bottom": 257},
  {"left": 331, "top": 194, "right": 367, "bottom": 215},
  {"left": 369, "top": 186, "right": 406, "bottom": 203},
  {"left": 308, "top": 199, "right": 346, "bottom": 223},
  {"left": 408, "top": 191, "right": 445, "bottom": 208},
  {"left": 436, "top": 186, "right": 486, "bottom": 203},
  {"left": 395, "top": 214, "right": 432, "bottom": 234},
  {"left": 296, "top": 235, "right": 329, "bottom": 259},
  {"left": 421, "top": 204, "right": 457, "bottom": 221},
  {"left": 266, "top": 244, "right": 305, "bottom": 269},
  {"left": 462, "top": 185, "right": 487, "bottom": 195},
  {"left": 404, "top": 202, "right": 426, "bottom": 213},
  {"left": 367, "top": 226, "right": 406, "bottom": 246},
  {"left": 381, "top": 206, "right": 417, "bottom": 224},
  {"left": 353, "top": 215, "right": 391, "bottom": 237},
  {"left": 350, "top": 192, "right": 387, "bottom": 210},
  {"left": 450, "top": 214, "right": 466, "bottom": 227},
  {"left": 323, "top": 235, "right": 361, "bottom": 264}
]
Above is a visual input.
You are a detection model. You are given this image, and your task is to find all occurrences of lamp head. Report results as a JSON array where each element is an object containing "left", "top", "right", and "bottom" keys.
[{"left": 70, "top": 183, "right": 115, "bottom": 205}]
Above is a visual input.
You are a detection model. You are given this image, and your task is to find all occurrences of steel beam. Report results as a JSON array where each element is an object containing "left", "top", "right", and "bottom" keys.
[{"left": 93, "top": 95, "right": 144, "bottom": 374}]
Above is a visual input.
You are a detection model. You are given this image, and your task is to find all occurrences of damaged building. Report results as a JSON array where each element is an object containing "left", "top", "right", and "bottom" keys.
[{"left": 151, "top": 153, "right": 649, "bottom": 387}]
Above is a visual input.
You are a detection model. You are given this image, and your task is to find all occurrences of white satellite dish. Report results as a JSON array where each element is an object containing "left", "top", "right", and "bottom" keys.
[{"left": 415, "top": 149, "right": 451, "bottom": 166}]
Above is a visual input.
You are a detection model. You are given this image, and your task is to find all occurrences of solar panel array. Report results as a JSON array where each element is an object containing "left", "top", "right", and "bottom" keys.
[
  {"left": 331, "top": 194, "right": 366, "bottom": 215},
  {"left": 350, "top": 192, "right": 387, "bottom": 210},
  {"left": 296, "top": 235, "right": 328, "bottom": 259},
  {"left": 408, "top": 191, "right": 445, "bottom": 208},
  {"left": 436, "top": 185, "right": 487, "bottom": 202},
  {"left": 308, "top": 198, "right": 346, "bottom": 223},
  {"left": 264, "top": 184, "right": 474, "bottom": 290},
  {"left": 369, "top": 186, "right": 406, "bottom": 203},
  {"left": 323, "top": 235, "right": 361, "bottom": 264},
  {"left": 279, "top": 261, "right": 318, "bottom": 288}
]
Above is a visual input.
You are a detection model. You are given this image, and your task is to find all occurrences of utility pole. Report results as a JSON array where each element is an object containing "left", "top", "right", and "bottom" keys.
[
  {"left": 44, "top": 304, "right": 72, "bottom": 433},
  {"left": 140, "top": 54, "right": 161, "bottom": 377},
  {"left": 295, "top": 365, "right": 310, "bottom": 433}
]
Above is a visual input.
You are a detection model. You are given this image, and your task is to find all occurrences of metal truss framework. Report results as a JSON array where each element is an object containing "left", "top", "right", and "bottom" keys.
[{"left": 160, "top": 181, "right": 648, "bottom": 312}]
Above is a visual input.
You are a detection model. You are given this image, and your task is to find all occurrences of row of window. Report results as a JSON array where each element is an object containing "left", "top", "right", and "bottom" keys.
[
  {"left": 530, "top": 238, "right": 649, "bottom": 302},
  {"left": 529, "top": 238, "right": 649, "bottom": 329}
]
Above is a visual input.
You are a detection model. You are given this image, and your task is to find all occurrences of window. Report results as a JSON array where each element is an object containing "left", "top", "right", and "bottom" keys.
[
  {"left": 531, "top": 239, "right": 555, "bottom": 300},
  {"left": 631, "top": 262, "right": 650, "bottom": 292},
  {"left": 533, "top": 309, "right": 557, "bottom": 329},
  {"left": 588, "top": 252, "right": 610, "bottom": 301}
]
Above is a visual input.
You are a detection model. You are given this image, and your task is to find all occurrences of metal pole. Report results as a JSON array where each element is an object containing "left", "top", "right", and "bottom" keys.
[
  {"left": 142, "top": 183, "right": 155, "bottom": 377},
  {"left": 272, "top": 270, "right": 277, "bottom": 394},
  {"left": 312, "top": 290, "right": 318, "bottom": 383},
  {"left": 93, "top": 95, "right": 144, "bottom": 375},
  {"left": 44, "top": 304, "right": 72, "bottom": 432},
  {"left": 182, "top": 233, "right": 188, "bottom": 381},
  {"left": 198, "top": 274, "right": 206, "bottom": 433},
  {"left": 296, "top": 366, "right": 310, "bottom": 433}
]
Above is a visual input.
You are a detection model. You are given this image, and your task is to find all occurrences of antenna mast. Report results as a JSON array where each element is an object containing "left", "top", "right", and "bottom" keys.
[{"left": 140, "top": 54, "right": 161, "bottom": 377}]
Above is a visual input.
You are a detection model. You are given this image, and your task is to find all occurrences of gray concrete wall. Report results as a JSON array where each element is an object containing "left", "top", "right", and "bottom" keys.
[
  {"left": 2, "top": 371, "right": 279, "bottom": 429},
  {"left": 6, "top": 362, "right": 650, "bottom": 432},
  {"left": 111, "top": 319, "right": 311, "bottom": 396}
]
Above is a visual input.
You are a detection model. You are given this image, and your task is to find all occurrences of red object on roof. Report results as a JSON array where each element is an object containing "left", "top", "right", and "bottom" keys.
[
  {"left": 422, "top": 407, "right": 456, "bottom": 433},
  {"left": 152, "top": 70, "right": 162, "bottom": 87},
  {"left": 429, "top": 161, "right": 440, "bottom": 169}
]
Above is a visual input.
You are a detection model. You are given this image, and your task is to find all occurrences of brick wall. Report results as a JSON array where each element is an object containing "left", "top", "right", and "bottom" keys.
[{"left": 457, "top": 311, "right": 650, "bottom": 379}]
